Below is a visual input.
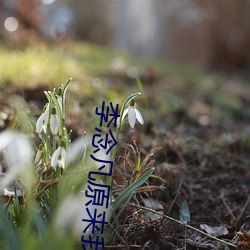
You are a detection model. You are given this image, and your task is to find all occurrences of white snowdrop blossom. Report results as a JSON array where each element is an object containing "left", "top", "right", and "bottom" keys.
[
  {"left": 50, "top": 106, "right": 60, "bottom": 135},
  {"left": 36, "top": 103, "right": 50, "bottom": 133},
  {"left": 0, "top": 130, "right": 33, "bottom": 190},
  {"left": 67, "top": 135, "right": 111, "bottom": 173},
  {"left": 54, "top": 188, "right": 111, "bottom": 238},
  {"left": 122, "top": 99, "right": 144, "bottom": 128},
  {"left": 51, "top": 145, "right": 67, "bottom": 169}
]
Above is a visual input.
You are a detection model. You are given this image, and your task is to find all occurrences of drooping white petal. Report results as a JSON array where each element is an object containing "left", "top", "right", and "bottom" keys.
[
  {"left": 36, "top": 104, "right": 50, "bottom": 134},
  {"left": 122, "top": 107, "right": 129, "bottom": 120},
  {"left": 5, "top": 133, "right": 32, "bottom": 171},
  {"left": 54, "top": 195, "right": 82, "bottom": 235},
  {"left": 0, "top": 130, "right": 33, "bottom": 191},
  {"left": 122, "top": 101, "right": 144, "bottom": 128},
  {"left": 54, "top": 188, "right": 111, "bottom": 238},
  {"left": 128, "top": 107, "right": 137, "bottom": 128},
  {"left": 50, "top": 114, "right": 59, "bottom": 135},
  {"left": 41, "top": 121, "right": 48, "bottom": 133},
  {"left": 36, "top": 113, "right": 45, "bottom": 133},
  {"left": 67, "top": 135, "right": 111, "bottom": 172},
  {"left": 57, "top": 158, "right": 64, "bottom": 169},
  {"left": 51, "top": 147, "right": 67, "bottom": 169},
  {"left": 51, "top": 147, "right": 61, "bottom": 168},
  {"left": 0, "top": 130, "right": 14, "bottom": 151},
  {"left": 135, "top": 109, "right": 144, "bottom": 125},
  {"left": 61, "top": 148, "right": 67, "bottom": 160},
  {"left": 59, "top": 148, "right": 67, "bottom": 169},
  {"left": 67, "top": 135, "right": 90, "bottom": 164}
]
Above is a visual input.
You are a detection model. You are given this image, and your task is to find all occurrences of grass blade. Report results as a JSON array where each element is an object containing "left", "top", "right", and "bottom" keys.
[{"left": 112, "top": 167, "right": 154, "bottom": 211}]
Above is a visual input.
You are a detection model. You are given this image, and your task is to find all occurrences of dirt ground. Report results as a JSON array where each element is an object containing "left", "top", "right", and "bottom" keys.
[
  {"left": 1, "top": 68, "right": 250, "bottom": 250},
  {"left": 108, "top": 72, "right": 250, "bottom": 249}
]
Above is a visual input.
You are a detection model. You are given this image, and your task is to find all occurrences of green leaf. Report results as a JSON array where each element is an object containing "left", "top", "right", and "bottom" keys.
[
  {"left": 62, "top": 78, "right": 72, "bottom": 98},
  {"left": 0, "top": 208, "right": 21, "bottom": 250},
  {"left": 112, "top": 192, "right": 133, "bottom": 225},
  {"left": 32, "top": 209, "right": 46, "bottom": 237},
  {"left": 179, "top": 199, "right": 191, "bottom": 222},
  {"left": 112, "top": 167, "right": 154, "bottom": 211}
]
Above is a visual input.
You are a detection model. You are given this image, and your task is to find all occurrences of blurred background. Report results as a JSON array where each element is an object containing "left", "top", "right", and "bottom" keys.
[
  {"left": 1, "top": 0, "right": 250, "bottom": 72},
  {"left": 0, "top": 2, "right": 250, "bottom": 249}
]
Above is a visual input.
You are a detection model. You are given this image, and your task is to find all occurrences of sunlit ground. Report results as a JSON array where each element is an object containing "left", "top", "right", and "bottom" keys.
[{"left": 0, "top": 41, "right": 250, "bottom": 249}]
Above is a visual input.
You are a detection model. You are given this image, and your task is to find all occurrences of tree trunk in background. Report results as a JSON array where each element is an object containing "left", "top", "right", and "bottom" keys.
[
  {"left": 15, "top": 0, "right": 42, "bottom": 45},
  {"left": 203, "top": 0, "right": 250, "bottom": 71}
]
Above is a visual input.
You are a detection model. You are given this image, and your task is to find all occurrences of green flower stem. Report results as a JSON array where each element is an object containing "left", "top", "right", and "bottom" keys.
[
  {"left": 107, "top": 92, "right": 141, "bottom": 187},
  {"left": 63, "top": 127, "right": 70, "bottom": 150},
  {"left": 52, "top": 134, "right": 56, "bottom": 152},
  {"left": 44, "top": 94, "right": 53, "bottom": 164},
  {"left": 61, "top": 78, "right": 72, "bottom": 127},
  {"left": 44, "top": 139, "right": 49, "bottom": 165},
  {"left": 48, "top": 91, "right": 63, "bottom": 136}
]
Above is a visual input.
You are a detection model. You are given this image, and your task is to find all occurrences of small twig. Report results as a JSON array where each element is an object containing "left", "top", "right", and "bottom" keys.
[
  {"left": 105, "top": 244, "right": 141, "bottom": 248},
  {"left": 166, "top": 178, "right": 183, "bottom": 215},
  {"left": 113, "top": 185, "right": 164, "bottom": 196},
  {"left": 34, "top": 180, "right": 59, "bottom": 199},
  {"left": 184, "top": 221, "right": 187, "bottom": 250},
  {"left": 141, "top": 240, "right": 150, "bottom": 250},
  {"left": 221, "top": 190, "right": 236, "bottom": 221},
  {"left": 233, "top": 192, "right": 250, "bottom": 227},
  {"left": 135, "top": 185, "right": 164, "bottom": 193},
  {"left": 129, "top": 203, "right": 237, "bottom": 249},
  {"left": 39, "top": 177, "right": 60, "bottom": 184}
]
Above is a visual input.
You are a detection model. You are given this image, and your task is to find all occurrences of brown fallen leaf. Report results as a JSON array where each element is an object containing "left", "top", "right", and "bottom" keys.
[{"left": 237, "top": 231, "right": 250, "bottom": 248}]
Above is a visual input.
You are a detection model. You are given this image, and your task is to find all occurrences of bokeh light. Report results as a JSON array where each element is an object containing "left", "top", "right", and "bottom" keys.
[
  {"left": 4, "top": 17, "right": 19, "bottom": 32},
  {"left": 41, "top": 0, "right": 55, "bottom": 5},
  {"left": 50, "top": 24, "right": 67, "bottom": 40}
]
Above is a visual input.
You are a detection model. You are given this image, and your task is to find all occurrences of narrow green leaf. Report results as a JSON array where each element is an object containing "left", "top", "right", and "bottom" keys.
[
  {"left": 112, "top": 192, "right": 133, "bottom": 225},
  {"left": 0, "top": 208, "right": 21, "bottom": 250},
  {"left": 32, "top": 210, "right": 45, "bottom": 237},
  {"left": 112, "top": 167, "right": 154, "bottom": 211},
  {"left": 122, "top": 92, "right": 141, "bottom": 110},
  {"left": 62, "top": 78, "right": 72, "bottom": 97},
  {"left": 135, "top": 152, "right": 141, "bottom": 173},
  {"left": 179, "top": 199, "right": 191, "bottom": 222}
]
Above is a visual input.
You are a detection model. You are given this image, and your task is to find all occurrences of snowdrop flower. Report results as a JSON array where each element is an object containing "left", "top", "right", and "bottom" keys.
[
  {"left": 67, "top": 135, "right": 89, "bottom": 164},
  {"left": 54, "top": 188, "right": 110, "bottom": 238},
  {"left": 67, "top": 134, "right": 111, "bottom": 174},
  {"left": 51, "top": 142, "right": 67, "bottom": 169},
  {"left": 36, "top": 103, "right": 50, "bottom": 133},
  {"left": 122, "top": 99, "right": 144, "bottom": 128},
  {"left": 50, "top": 106, "right": 59, "bottom": 135},
  {"left": 0, "top": 130, "right": 33, "bottom": 190}
]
